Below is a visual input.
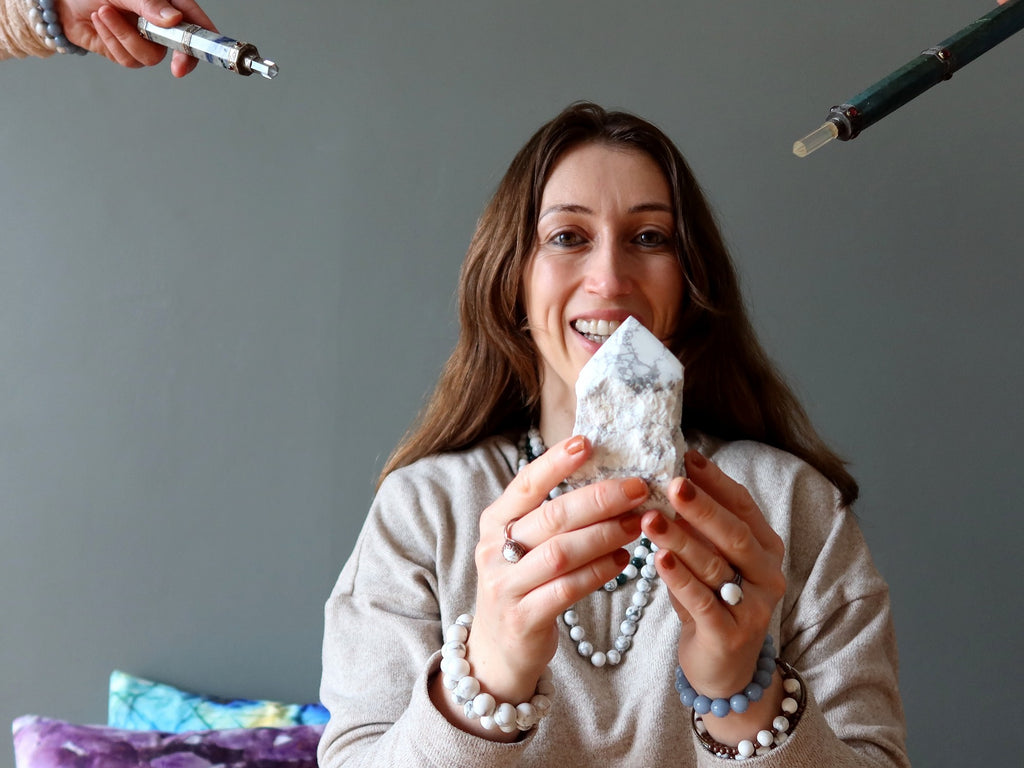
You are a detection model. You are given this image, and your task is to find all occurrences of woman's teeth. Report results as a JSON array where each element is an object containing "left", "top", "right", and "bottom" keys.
[{"left": 573, "top": 318, "right": 621, "bottom": 343}]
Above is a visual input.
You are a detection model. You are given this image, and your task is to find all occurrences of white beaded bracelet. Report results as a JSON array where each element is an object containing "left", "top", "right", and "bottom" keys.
[
  {"left": 692, "top": 660, "right": 807, "bottom": 760},
  {"left": 440, "top": 613, "right": 554, "bottom": 733}
]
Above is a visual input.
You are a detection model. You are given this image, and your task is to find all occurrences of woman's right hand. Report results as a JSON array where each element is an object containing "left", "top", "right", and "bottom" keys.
[
  {"left": 433, "top": 435, "right": 649, "bottom": 737},
  {"left": 58, "top": 0, "right": 217, "bottom": 76}
]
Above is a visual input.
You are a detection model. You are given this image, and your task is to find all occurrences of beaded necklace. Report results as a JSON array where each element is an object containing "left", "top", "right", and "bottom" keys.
[{"left": 517, "top": 428, "right": 660, "bottom": 667}]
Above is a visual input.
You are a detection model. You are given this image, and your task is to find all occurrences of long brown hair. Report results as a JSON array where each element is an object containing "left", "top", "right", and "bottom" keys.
[{"left": 381, "top": 102, "right": 858, "bottom": 505}]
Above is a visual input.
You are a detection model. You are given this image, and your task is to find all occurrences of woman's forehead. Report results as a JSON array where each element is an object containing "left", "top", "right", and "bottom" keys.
[{"left": 539, "top": 144, "right": 671, "bottom": 212}]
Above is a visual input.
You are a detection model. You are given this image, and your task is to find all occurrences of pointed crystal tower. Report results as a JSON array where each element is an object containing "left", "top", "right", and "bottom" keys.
[{"left": 567, "top": 316, "right": 687, "bottom": 517}]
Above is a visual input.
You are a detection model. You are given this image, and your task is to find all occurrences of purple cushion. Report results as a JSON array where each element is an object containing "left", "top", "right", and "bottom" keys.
[{"left": 12, "top": 716, "right": 322, "bottom": 768}]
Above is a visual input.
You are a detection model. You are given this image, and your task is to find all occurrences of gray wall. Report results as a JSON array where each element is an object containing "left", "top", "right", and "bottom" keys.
[{"left": 2, "top": 1, "right": 1021, "bottom": 765}]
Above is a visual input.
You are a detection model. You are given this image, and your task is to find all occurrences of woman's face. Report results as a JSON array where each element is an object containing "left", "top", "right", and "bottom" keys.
[{"left": 523, "top": 142, "right": 685, "bottom": 423}]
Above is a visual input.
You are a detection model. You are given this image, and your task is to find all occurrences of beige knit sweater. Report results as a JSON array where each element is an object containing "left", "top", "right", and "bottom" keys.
[
  {"left": 0, "top": 0, "right": 54, "bottom": 59},
  {"left": 319, "top": 434, "right": 910, "bottom": 767}
]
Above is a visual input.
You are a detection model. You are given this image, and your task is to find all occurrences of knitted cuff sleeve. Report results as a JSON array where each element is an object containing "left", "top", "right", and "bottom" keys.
[{"left": 0, "top": 0, "right": 57, "bottom": 60}]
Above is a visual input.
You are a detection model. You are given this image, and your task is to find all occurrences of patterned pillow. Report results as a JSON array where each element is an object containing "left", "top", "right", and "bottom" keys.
[
  {"left": 12, "top": 715, "right": 321, "bottom": 768},
  {"left": 108, "top": 670, "right": 329, "bottom": 731}
]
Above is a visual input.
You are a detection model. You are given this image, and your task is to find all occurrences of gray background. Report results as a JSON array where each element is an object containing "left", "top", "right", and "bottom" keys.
[{"left": 1, "top": 1, "right": 1021, "bottom": 766}]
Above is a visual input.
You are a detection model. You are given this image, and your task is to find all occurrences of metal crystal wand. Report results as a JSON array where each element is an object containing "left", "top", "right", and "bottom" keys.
[
  {"left": 137, "top": 19, "right": 278, "bottom": 79},
  {"left": 794, "top": 0, "right": 1024, "bottom": 157}
]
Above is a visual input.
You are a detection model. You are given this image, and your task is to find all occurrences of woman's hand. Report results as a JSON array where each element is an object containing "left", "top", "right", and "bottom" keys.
[
  {"left": 641, "top": 450, "right": 787, "bottom": 743},
  {"left": 431, "top": 435, "right": 649, "bottom": 738},
  {"left": 58, "top": 0, "right": 216, "bottom": 76}
]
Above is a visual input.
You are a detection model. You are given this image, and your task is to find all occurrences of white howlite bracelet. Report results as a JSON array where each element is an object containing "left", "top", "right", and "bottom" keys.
[
  {"left": 691, "top": 660, "right": 807, "bottom": 760},
  {"left": 440, "top": 613, "right": 555, "bottom": 733}
]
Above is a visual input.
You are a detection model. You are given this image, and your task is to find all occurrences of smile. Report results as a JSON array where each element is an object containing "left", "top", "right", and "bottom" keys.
[{"left": 573, "top": 318, "right": 622, "bottom": 344}]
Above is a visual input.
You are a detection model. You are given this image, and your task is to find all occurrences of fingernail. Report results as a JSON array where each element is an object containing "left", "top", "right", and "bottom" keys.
[
  {"left": 679, "top": 478, "right": 697, "bottom": 502},
  {"left": 648, "top": 514, "right": 668, "bottom": 535},
  {"left": 613, "top": 548, "right": 631, "bottom": 567},
  {"left": 687, "top": 450, "right": 707, "bottom": 469},
  {"left": 160, "top": 8, "right": 178, "bottom": 20},
  {"left": 620, "top": 515, "right": 643, "bottom": 536},
  {"left": 566, "top": 435, "right": 586, "bottom": 455},
  {"left": 623, "top": 477, "right": 648, "bottom": 500},
  {"left": 659, "top": 551, "right": 677, "bottom": 571}
]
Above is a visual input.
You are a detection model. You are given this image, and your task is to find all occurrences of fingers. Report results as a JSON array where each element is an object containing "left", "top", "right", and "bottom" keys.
[
  {"left": 513, "top": 512, "right": 642, "bottom": 592},
  {"left": 657, "top": 477, "right": 776, "bottom": 591},
  {"left": 683, "top": 450, "right": 784, "bottom": 557},
  {"left": 166, "top": 1, "right": 218, "bottom": 76},
  {"left": 490, "top": 435, "right": 590, "bottom": 523},
  {"left": 654, "top": 547, "right": 738, "bottom": 633},
  {"left": 169, "top": 0, "right": 216, "bottom": 30},
  {"left": 93, "top": 6, "right": 165, "bottom": 67},
  {"left": 641, "top": 452, "right": 787, "bottom": 635},
  {"left": 677, "top": 476, "right": 779, "bottom": 581},
  {"left": 130, "top": 0, "right": 182, "bottom": 26},
  {"left": 643, "top": 499, "right": 739, "bottom": 603},
  {"left": 475, "top": 434, "right": 650, "bottom": 615},
  {"left": 482, "top": 435, "right": 648, "bottom": 537},
  {"left": 519, "top": 545, "right": 632, "bottom": 615},
  {"left": 103, "top": 1, "right": 217, "bottom": 77},
  {"left": 118, "top": 0, "right": 215, "bottom": 29},
  {"left": 509, "top": 475, "right": 649, "bottom": 552}
]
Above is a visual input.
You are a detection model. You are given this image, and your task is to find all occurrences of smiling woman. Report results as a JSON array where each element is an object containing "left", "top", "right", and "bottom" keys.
[
  {"left": 524, "top": 143, "right": 686, "bottom": 440},
  {"left": 317, "top": 102, "right": 908, "bottom": 767}
]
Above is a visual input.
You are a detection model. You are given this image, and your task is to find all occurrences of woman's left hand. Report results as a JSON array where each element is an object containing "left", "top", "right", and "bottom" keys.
[{"left": 641, "top": 450, "right": 786, "bottom": 700}]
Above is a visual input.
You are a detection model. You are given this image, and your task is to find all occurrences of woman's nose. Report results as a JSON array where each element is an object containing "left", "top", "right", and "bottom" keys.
[{"left": 583, "top": 240, "right": 633, "bottom": 297}]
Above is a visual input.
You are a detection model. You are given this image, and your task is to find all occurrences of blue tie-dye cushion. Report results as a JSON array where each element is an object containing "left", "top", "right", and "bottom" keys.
[
  {"left": 108, "top": 670, "right": 329, "bottom": 732},
  {"left": 12, "top": 716, "right": 321, "bottom": 768}
]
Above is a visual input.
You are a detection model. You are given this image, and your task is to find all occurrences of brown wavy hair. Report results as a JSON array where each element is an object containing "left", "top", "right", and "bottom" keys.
[{"left": 380, "top": 102, "right": 858, "bottom": 505}]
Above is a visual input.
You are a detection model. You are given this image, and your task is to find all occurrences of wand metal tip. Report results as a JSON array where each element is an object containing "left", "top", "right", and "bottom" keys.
[
  {"left": 245, "top": 56, "right": 278, "bottom": 79},
  {"left": 793, "top": 122, "right": 839, "bottom": 158}
]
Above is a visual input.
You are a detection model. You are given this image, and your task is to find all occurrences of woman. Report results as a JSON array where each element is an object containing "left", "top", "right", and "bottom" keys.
[
  {"left": 1, "top": 0, "right": 214, "bottom": 75},
  {"left": 319, "top": 103, "right": 908, "bottom": 766}
]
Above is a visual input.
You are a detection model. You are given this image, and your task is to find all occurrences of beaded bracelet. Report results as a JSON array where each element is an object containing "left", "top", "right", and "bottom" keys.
[
  {"left": 24, "top": 0, "right": 89, "bottom": 55},
  {"left": 675, "top": 635, "right": 777, "bottom": 717},
  {"left": 439, "top": 613, "right": 554, "bottom": 733},
  {"left": 692, "top": 660, "right": 807, "bottom": 760}
]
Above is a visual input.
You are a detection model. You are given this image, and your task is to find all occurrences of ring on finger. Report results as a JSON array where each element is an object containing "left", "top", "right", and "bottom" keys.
[
  {"left": 501, "top": 517, "right": 527, "bottom": 564},
  {"left": 718, "top": 571, "right": 743, "bottom": 606}
]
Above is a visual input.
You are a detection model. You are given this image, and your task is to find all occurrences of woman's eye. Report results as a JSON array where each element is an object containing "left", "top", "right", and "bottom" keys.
[
  {"left": 552, "top": 231, "right": 583, "bottom": 247},
  {"left": 636, "top": 230, "right": 668, "bottom": 247}
]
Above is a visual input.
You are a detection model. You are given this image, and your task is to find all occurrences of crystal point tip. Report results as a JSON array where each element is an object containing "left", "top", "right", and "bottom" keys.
[{"left": 793, "top": 122, "right": 838, "bottom": 158}]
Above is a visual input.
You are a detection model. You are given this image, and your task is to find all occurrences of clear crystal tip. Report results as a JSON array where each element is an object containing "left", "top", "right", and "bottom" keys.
[{"left": 793, "top": 122, "right": 838, "bottom": 158}]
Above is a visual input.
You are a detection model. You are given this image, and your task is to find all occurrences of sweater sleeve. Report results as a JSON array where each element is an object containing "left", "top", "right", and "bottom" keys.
[
  {"left": 1, "top": 0, "right": 54, "bottom": 60},
  {"left": 694, "top": 446, "right": 909, "bottom": 768},
  {"left": 317, "top": 463, "right": 532, "bottom": 768}
]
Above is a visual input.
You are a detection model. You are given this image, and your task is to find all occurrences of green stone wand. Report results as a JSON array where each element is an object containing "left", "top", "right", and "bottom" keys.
[{"left": 794, "top": 0, "right": 1024, "bottom": 157}]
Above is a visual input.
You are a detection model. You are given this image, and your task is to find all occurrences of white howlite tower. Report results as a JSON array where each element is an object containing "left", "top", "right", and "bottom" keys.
[{"left": 568, "top": 316, "right": 687, "bottom": 517}]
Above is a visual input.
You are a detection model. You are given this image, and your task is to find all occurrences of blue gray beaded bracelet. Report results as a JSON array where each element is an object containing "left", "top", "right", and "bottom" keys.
[
  {"left": 675, "top": 635, "right": 777, "bottom": 717},
  {"left": 440, "top": 613, "right": 555, "bottom": 733},
  {"left": 24, "top": 0, "right": 89, "bottom": 55},
  {"left": 692, "top": 659, "right": 807, "bottom": 760}
]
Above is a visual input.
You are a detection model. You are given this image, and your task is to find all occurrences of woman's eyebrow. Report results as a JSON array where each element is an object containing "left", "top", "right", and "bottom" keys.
[
  {"left": 539, "top": 202, "right": 672, "bottom": 219},
  {"left": 539, "top": 203, "right": 592, "bottom": 219},
  {"left": 629, "top": 203, "right": 673, "bottom": 214}
]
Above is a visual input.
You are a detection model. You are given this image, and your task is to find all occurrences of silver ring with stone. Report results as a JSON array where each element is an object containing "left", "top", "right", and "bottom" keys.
[
  {"left": 719, "top": 571, "right": 743, "bottom": 606},
  {"left": 501, "top": 517, "right": 527, "bottom": 564}
]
